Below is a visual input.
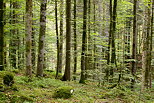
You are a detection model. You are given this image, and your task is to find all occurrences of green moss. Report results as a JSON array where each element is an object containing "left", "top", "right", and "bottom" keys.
[
  {"left": 11, "top": 69, "right": 19, "bottom": 74},
  {"left": 0, "top": 92, "right": 7, "bottom": 101},
  {"left": 3, "top": 72, "right": 14, "bottom": 86},
  {"left": 53, "top": 86, "right": 74, "bottom": 99},
  {"left": 0, "top": 83, "right": 4, "bottom": 92}
]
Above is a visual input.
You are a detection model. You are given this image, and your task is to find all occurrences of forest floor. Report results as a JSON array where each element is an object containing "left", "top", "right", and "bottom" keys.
[{"left": 0, "top": 70, "right": 154, "bottom": 103}]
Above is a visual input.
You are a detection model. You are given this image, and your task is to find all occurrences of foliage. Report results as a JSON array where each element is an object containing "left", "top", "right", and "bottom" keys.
[
  {"left": 53, "top": 86, "right": 74, "bottom": 99},
  {"left": 3, "top": 72, "right": 14, "bottom": 86}
]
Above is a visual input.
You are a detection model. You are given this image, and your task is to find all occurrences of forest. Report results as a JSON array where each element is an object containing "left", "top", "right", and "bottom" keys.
[{"left": 0, "top": 0, "right": 154, "bottom": 102}]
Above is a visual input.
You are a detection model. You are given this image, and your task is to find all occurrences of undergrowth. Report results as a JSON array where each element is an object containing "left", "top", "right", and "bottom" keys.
[{"left": 0, "top": 71, "right": 153, "bottom": 103}]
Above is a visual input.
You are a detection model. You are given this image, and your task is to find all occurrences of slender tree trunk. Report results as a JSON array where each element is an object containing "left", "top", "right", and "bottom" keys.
[
  {"left": 108, "top": 0, "right": 117, "bottom": 77},
  {"left": 0, "top": 0, "right": 4, "bottom": 71},
  {"left": 93, "top": 1, "right": 96, "bottom": 70},
  {"left": 111, "top": 0, "right": 117, "bottom": 65},
  {"left": 73, "top": 0, "right": 77, "bottom": 80},
  {"left": 131, "top": 0, "right": 137, "bottom": 89},
  {"left": 32, "top": 1, "right": 36, "bottom": 73},
  {"left": 25, "top": 0, "right": 33, "bottom": 76},
  {"left": 37, "top": 0, "right": 47, "bottom": 77},
  {"left": 105, "top": 0, "right": 112, "bottom": 80},
  {"left": 107, "top": 0, "right": 112, "bottom": 65},
  {"left": 59, "top": 0, "right": 64, "bottom": 73},
  {"left": 79, "top": 0, "right": 87, "bottom": 83},
  {"left": 62, "top": 0, "right": 71, "bottom": 81},
  {"left": 55, "top": 0, "right": 60, "bottom": 78}
]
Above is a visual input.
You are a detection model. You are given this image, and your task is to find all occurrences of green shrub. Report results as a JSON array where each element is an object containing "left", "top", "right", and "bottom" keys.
[
  {"left": 0, "top": 83, "right": 4, "bottom": 92},
  {"left": 0, "top": 92, "right": 7, "bottom": 101},
  {"left": 11, "top": 69, "right": 19, "bottom": 74},
  {"left": 53, "top": 86, "right": 74, "bottom": 99},
  {"left": 3, "top": 73, "right": 14, "bottom": 86}
]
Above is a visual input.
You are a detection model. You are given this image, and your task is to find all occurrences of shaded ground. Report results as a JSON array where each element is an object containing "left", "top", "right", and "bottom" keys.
[{"left": 0, "top": 71, "right": 154, "bottom": 103}]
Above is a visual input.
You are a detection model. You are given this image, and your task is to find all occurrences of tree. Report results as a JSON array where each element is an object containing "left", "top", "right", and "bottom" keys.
[
  {"left": 62, "top": 0, "right": 71, "bottom": 81},
  {"left": 25, "top": 0, "right": 33, "bottom": 76},
  {"left": 73, "top": 0, "right": 77, "bottom": 79},
  {"left": 142, "top": 0, "right": 152, "bottom": 90},
  {"left": 79, "top": 0, "right": 87, "bottom": 83},
  {"left": 107, "top": 0, "right": 112, "bottom": 65},
  {"left": 37, "top": 0, "right": 47, "bottom": 77},
  {"left": 111, "top": 0, "right": 117, "bottom": 65},
  {"left": 55, "top": 0, "right": 60, "bottom": 78},
  {"left": 0, "top": 0, "right": 4, "bottom": 71},
  {"left": 149, "top": 0, "right": 154, "bottom": 88},
  {"left": 131, "top": 0, "right": 137, "bottom": 88},
  {"left": 56, "top": 0, "right": 64, "bottom": 78},
  {"left": 59, "top": 0, "right": 64, "bottom": 74}
]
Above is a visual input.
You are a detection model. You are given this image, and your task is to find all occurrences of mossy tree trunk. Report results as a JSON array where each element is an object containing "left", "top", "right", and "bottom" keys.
[
  {"left": 37, "top": 0, "right": 47, "bottom": 77},
  {"left": 25, "top": 0, "right": 33, "bottom": 76}
]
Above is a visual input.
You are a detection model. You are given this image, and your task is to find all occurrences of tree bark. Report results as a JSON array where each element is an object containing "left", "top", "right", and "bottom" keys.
[
  {"left": 73, "top": 0, "right": 77, "bottom": 80},
  {"left": 37, "top": 0, "right": 47, "bottom": 77},
  {"left": 62, "top": 0, "right": 71, "bottom": 81},
  {"left": 111, "top": 0, "right": 117, "bottom": 65},
  {"left": 79, "top": 0, "right": 87, "bottom": 83},
  {"left": 55, "top": 0, "right": 60, "bottom": 78},
  {"left": 131, "top": 0, "right": 137, "bottom": 89},
  {"left": 149, "top": 0, "right": 154, "bottom": 88},
  {"left": 107, "top": 0, "right": 112, "bottom": 65},
  {"left": 0, "top": 0, "right": 4, "bottom": 71},
  {"left": 25, "top": 0, "right": 33, "bottom": 76},
  {"left": 59, "top": 0, "right": 64, "bottom": 74}
]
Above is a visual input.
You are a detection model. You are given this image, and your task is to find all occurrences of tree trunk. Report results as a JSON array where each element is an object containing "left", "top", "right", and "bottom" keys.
[
  {"left": 142, "top": 0, "right": 151, "bottom": 90},
  {"left": 62, "top": 0, "right": 71, "bottom": 81},
  {"left": 79, "top": 0, "right": 87, "bottom": 83},
  {"left": 131, "top": 0, "right": 137, "bottom": 89},
  {"left": 107, "top": 0, "right": 112, "bottom": 65},
  {"left": 109, "top": 0, "right": 117, "bottom": 77},
  {"left": 93, "top": 0, "right": 96, "bottom": 70},
  {"left": 149, "top": 0, "right": 154, "bottom": 88},
  {"left": 0, "top": 0, "right": 4, "bottom": 71},
  {"left": 25, "top": 0, "right": 33, "bottom": 76},
  {"left": 73, "top": 0, "right": 77, "bottom": 80},
  {"left": 111, "top": 0, "right": 117, "bottom": 65},
  {"left": 59, "top": 0, "right": 64, "bottom": 74},
  {"left": 32, "top": 1, "right": 36, "bottom": 73},
  {"left": 55, "top": 0, "right": 60, "bottom": 78},
  {"left": 37, "top": 0, "right": 47, "bottom": 77}
]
